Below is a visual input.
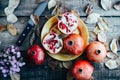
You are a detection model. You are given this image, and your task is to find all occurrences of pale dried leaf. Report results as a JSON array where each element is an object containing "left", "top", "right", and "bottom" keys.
[
  {"left": 8, "top": 0, "right": 20, "bottom": 10},
  {"left": 113, "top": 1, "right": 120, "bottom": 10},
  {"left": 106, "top": 52, "right": 119, "bottom": 59},
  {"left": 51, "top": 5, "right": 58, "bottom": 15},
  {"left": 105, "top": 59, "right": 118, "bottom": 69},
  {"left": 48, "top": 0, "right": 56, "bottom": 9},
  {"left": 4, "top": 7, "right": 14, "bottom": 16},
  {"left": 115, "top": 57, "right": 120, "bottom": 65},
  {"left": 0, "top": 23, "right": 6, "bottom": 32},
  {"left": 7, "top": 14, "right": 18, "bottom": 23},
  {"left": 97, "top": 31, "right": 107, "bottom": 42},
  {"left": 85, "top": 4, "right": 93, "bottom": 14},
  {"left": 89, "top": 31, "right": 97, "bottom": 42},
  {"left": 71, "top": 9, "right": 80, "bottom": 17},
  {"left": 7, "top": 24, "right": 17, "bottom": 35},
  {"left": 100, "top": 0, "right": 112, "bottom": 11},
  {"left": 62, "top": 61, "right": 72, "bottom": 69},
  {"left": 10, "top": 73, "right": 20, "bottom": 80},
  {"left": 93, "top": 26, "right": 101, "bottom": 34},
  {"left": 97, "top": 17, "right": 108, "bottom": 32},
  {"left": 110, "top": 39, "right": 118, "bottom": 53},
  {"left": 59, "top": 62, "right": 63, "bottom": 68},
  {"left": 30, "top": 14, "right": 39, "bottom": 25},
  {"left": 85, "top": 13, "right": 100, "bottom": 24}
]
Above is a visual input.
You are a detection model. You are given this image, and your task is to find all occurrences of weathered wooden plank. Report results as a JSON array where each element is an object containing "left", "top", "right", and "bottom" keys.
[
  {"left": 0, "top": 16, "right": 120, "bottom": 50},
  {"left": 0, "top": 0, "right": 120, "bottom": 17}
]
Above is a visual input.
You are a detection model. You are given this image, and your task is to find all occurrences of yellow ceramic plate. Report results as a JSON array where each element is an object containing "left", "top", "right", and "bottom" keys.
[{"left": 41, "top": 16, "right": 89, "bottom": 61}]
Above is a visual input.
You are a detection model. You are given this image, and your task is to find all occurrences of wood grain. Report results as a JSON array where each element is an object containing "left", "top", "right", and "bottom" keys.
[{"left": 0, "top": 0, "right": 120, "bottom": 80}]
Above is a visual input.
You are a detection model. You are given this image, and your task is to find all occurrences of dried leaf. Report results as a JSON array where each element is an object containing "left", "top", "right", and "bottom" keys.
[
  {"left": 48, "top": 0, "right": 56, "bottom": 9},
  {"left": 62, "top": 61, "right": 72, "bottom": 69},
  {"left": 85, "top": 4, "right": 93, "bottom": 14},
  {"left": 97, "top": 31, "right": 107, "bottom": 42},
  {"left": 7, "top": 14, "right": 18, "bottom": 23},
  {"left": 10, "top": 73, "right": 20, "bottom": 80},
  {"left": 113, "top": 1, "right": 120, "bottom": 10},
  {"left": 93, "top": 26, "right": 101, "bottom": 34},
  {"left": 105, "top": 59, "right": 118, "bottom": 69},
  {"left": 89, "top": 31, "right": 97, "bottom": 42},
  {"left": 8, "top": 0, "right": 20, "bottom": 10},
  {"left": 4, "top": 7, "right": 14, "bottom": 16},
  {"left": 106, "top": 52, "right": 119, "bottom": 59},
  {"left": 4, "top": 0, "right": 20, "bottom": 23},
  {"left": 51, "top": 5, "right": 58, "bottom": 15},
  {"left": 97, "top": 17, "right": 108, "bottom": 32},
  {"left": 0, "top": 23, "right": 6, "bottom": 32},
  {"left": 48, "top": 60, "right": 58, "bottom": 70},
  {"left": 57, "top": 2, "right": 71, "bottom": 15},
  {"left": 71, "top": 9, "right": 80, "bottom": 17},
  {"left": 85, "top": 13, "right": 100, "bottom": 24},
  {"left": 29, "top": 31, "right": 36, "bottom": 45},
  {"left": 59, "top": 62, "right": 64, "bottom": 68},
  {"left": 115, "top": 57, "right": 120, "bottom": 65},
  {"left": 110, "top": 39, "right": 118, "bottom": 53},
  {"left": 30, "top": 14, "right": 39, "bottom": 25},
  {"left": 100, "top": 0, "right": 112, "bottom": 11},
  {"left": 7, "top": 24, "right": 17, "bottom": 35}
]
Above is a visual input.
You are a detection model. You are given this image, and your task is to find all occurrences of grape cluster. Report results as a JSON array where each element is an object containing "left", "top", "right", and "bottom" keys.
[{"left": 0, "top": 45, "right": 25, "bottom": 77}]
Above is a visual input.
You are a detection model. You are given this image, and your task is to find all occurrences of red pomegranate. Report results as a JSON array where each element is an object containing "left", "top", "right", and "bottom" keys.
[
  {"left": 86, "top": 41, "right": 107, "bottom": 63},
  {"left": 27, "top": 44, "right": 45, "bottom": 65},
  {"left": 63, "top": 34, "right": 84, "bottom": 55},
  {"left": 72, "top": 60, "right": 94, "bottom": 80}
]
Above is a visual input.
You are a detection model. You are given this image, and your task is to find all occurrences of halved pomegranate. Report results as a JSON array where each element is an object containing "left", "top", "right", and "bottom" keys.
[
  {"left": 63, "top": 34, "right": 84, "bottom": 55},
  {"left": 58, "top": 12, "right": 78, "bottom": 34},
  {"left": 42, "top": 31, "right": 63, "bottom": 54}
]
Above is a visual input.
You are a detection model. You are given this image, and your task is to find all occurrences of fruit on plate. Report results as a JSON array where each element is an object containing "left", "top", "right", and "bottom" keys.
[
  {"left": 58, "top": 12, "right": 78, "bottom": 34},
  {"left": 42, "top": 31, "right": 63, "bottom": 54},
  {"left": 63, "top": 34, "right": 84, "bottom": 55},
  {"left": 27, "top": 44, "right": 45, "bottom": 65},
  {"left": 86, "top": 41, "right": 107, "bottom": 63},
  {"left": 71, "top": 60, "right": 94, "bottom": 80},
  {"left": 41, "top": 15, "right": 89, "bottom": 61}
]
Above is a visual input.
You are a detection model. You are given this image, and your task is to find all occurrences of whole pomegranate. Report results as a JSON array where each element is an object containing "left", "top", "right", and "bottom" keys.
[
  {"left": 72, "top": 60, "right": 94, "bottom": 80},
  {"left": 63, "top": 34, "right": 84, "bottom": 55},
  {"left": 27, "top": 44, "right": 45, "bottom": 65},
  {"left": 86, "top": 41, "right": 107, "bottom": 63}
]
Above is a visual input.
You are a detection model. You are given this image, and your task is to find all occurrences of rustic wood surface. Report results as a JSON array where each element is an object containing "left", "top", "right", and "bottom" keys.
[{"left": 0, "top": 0, "right": 120, "bottom": 80}]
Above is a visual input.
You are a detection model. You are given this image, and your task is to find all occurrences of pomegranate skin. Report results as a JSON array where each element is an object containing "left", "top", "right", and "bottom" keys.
[
  {"left": 86, "top": 41, "right": 107, "bottom": 63},
  {"left": 63, "top": 34, "right": 84, "bottom": 55},
  {"left": 72, "top": 60, "right": 94, "bottom": 80},
  {"left": 27, "top": 44, "right": 45, "bottom": 65}
]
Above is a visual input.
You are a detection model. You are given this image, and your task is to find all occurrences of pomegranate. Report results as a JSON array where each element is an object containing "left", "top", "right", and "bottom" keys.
[
  {"left": 27, "top": 44, "right": 45, "bottom": 65},
  {"left": 42, "top": 31, "right": 63, "bottom": 54},
  {"left": 63, "top": 34, "right": 84, "bottom": 55},
  {"left": 72, "top": 60, "right": 94, "bottom": 80},
  {"left": 86, "top": 41, "right": 107, "bottom": 63},
  {"left": 58, "top": 12, "right": 78, "bottom": 34}
]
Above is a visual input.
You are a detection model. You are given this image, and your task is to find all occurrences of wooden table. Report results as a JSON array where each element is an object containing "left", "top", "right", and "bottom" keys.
[{"left": 0, "top": 0, "right": 120, "bottom": 80}]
